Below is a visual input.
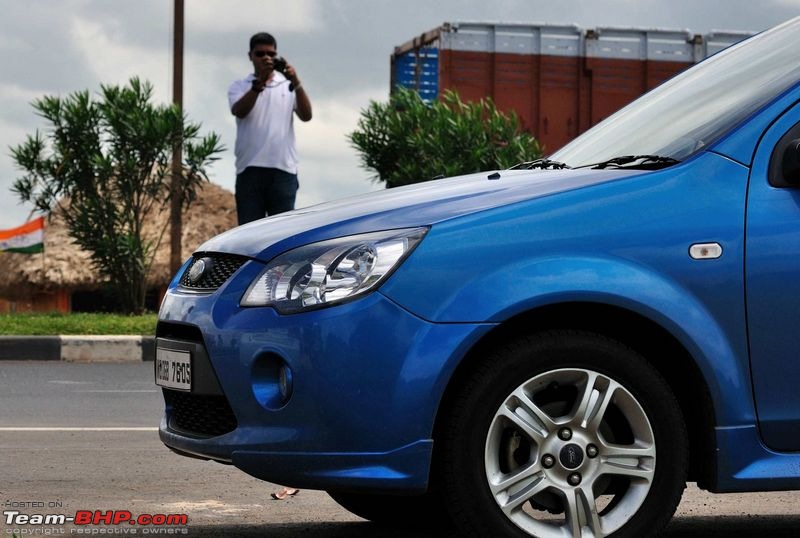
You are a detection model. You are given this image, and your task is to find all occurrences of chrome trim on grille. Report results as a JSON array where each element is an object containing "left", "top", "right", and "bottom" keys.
[{"left": 179, "top": 253, "right": 248, "bottom": 291}]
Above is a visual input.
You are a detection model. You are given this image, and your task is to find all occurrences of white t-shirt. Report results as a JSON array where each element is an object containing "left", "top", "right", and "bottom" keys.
[{"left": 228, "top": 71, "right": 298, "bottom": 175}]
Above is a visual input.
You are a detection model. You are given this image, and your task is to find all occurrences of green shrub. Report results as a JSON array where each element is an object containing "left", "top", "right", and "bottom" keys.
[{"left": 350, "top": 87, "right": 542, "bottom": 188}]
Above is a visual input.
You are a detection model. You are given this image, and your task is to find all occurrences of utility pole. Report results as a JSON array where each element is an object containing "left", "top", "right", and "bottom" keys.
[{"left": 170, "top": 0, "right": 184, "bottom": 275}]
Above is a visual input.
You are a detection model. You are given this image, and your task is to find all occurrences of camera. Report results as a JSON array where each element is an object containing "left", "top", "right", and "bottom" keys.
[{"left": 272, "top": 56, "right": 287, "bottom": 74}]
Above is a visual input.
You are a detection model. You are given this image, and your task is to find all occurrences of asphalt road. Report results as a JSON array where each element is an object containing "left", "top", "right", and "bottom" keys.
[{"left": 2, "top": 361, "right": 800, "bottom": 537}]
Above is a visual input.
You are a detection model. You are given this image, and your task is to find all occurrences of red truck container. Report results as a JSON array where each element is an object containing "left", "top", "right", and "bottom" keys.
[{"left": 392, "top": 23, "right": 751, "bottom": 153}]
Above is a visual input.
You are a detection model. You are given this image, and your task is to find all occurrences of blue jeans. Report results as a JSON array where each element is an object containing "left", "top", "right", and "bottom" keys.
[{"left": 235, "top": 167, "right": 299, "bottom": 225}]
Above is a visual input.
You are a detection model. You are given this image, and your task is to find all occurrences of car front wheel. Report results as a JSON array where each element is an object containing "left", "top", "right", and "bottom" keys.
[{"left": 438, "top": 331, "right": 688, "bottom": 537}]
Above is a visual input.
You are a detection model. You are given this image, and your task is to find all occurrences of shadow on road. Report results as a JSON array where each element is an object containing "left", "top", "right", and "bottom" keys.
[
  {"left": 179, "top": 522, "right": 435, "bottom": 537},
  {"left": 182, "top": 515, "right": 800, "bottom": 537},
  {"left": 663, "top": 514, "right": 800, "bottom": 537}
]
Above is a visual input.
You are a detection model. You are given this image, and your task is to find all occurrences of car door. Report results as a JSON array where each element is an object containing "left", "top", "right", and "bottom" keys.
[{"left": 746, "top": 100, "right": 800, "bottom": 451}]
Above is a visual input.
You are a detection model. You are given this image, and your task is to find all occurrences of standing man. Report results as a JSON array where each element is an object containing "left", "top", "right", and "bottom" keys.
[{"left": 229, "top": 32, "right": 312, "bottom": 225}]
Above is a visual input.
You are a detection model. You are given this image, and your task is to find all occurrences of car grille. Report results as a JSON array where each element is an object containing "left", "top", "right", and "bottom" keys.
[
  {"left": 179, "top": 254, "right": 248, "bottom": 291},
  {"left": 164, "top": 390, "right": 238, "bottom": 438}
]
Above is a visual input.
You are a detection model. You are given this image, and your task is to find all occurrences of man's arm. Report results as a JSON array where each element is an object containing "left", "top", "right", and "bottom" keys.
[
  {"left": 231, "top": 89, "right": 259, "bottom": 118},
  {"left": 285, "top": 64, "right": 312, "bottom": 122},
  {"left": 231, "top": 78, "right": 267, "bottom": 119},
  {"left": 294, "top": 85, "right": 313, "bottom": 122}
]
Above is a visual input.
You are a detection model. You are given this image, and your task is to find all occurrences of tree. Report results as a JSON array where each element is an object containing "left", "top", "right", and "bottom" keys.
[
  {"left": 11, "top": 77, "right": 224, "bottom": 314},
  {"left": 349, "top": 87, "right": 542, "bottom": 188}
]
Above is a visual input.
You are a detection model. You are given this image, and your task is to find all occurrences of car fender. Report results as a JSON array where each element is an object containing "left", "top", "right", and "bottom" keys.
[{"left": 384, "top": 253, "right": 752, "bottom": 428}]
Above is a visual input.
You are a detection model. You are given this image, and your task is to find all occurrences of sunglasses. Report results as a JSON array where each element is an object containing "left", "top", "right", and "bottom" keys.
[{"left": 253, "top": 50, "right": 277, "bottom": 58}]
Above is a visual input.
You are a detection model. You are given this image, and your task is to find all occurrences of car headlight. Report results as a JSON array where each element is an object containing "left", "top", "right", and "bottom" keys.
[{"left": 241, "top": 227, "right": 428, "bottom": 313}]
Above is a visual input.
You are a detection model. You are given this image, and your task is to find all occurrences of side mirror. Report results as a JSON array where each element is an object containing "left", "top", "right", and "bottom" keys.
[{"left": 781, "top": 138, "right": 800, "bottom": 185}]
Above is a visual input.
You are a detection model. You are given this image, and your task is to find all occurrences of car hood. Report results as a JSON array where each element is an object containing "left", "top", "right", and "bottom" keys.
[{"left": 198, "top": 167, "right": 639, "bottom": 261}]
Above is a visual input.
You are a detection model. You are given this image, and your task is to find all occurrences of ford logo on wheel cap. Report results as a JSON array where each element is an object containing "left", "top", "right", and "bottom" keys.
[
  {"left": 188, "top": 258, "right": 208, "bottom": 284},
  {"left": 559, "top": 444, "right": 585, "bottom": 470}
]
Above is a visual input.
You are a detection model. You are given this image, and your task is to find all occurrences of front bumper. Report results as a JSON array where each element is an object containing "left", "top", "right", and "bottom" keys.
[{"left": 157, "top": 260, "right": 492, "bottom": 492}]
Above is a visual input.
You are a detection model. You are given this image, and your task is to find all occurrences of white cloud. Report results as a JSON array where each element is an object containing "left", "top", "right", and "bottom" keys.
[
  {"left": 0, "top": 82, "right": 39, "bottom": 106},
  {"left": 0, "top": 142, "right": 42, "bottom": 230},
  {"left": 0, "top": 34, "right": 31, "bottom": 51},
  {"left": 69, "top": 16, "right": 172, "bottom": 102},
  {"left": 186, "top": 0, "right": 323, "bottom": 34},
  {"left": 292, "top": 88, "right": 388, "bottom": 206},
  {"left": 0, "top": 83, "right": 57, "bottom": 230},
  {"left": 297, "top": 86, "right": 385, "bottom": 161}
]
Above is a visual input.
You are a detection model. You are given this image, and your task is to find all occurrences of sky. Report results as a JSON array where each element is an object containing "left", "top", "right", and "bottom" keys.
[{"left": 0, "top": 0, "right": 797, "bottom": 231}]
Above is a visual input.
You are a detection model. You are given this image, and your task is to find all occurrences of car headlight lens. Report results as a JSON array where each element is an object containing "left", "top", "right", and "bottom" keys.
[{"left": 241, "top": 227, "right": 427, "bottom": 313}]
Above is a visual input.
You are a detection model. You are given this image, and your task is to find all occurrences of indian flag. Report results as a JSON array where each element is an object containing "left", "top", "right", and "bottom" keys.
[{"left": 0, "top": 217, "right": 45, "bottom": 254}]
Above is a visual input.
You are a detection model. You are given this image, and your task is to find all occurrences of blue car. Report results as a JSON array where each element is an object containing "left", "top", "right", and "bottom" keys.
[{"left": 156, "top": 16, "right": 800, "bottom": 537}]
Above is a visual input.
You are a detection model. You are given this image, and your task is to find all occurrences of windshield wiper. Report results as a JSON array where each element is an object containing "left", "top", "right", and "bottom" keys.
[
  {"left": 509, "top": 158, "right": 571, "bottom": 170},
  {"left": 579, "top": 155, "right": 680, "bottom": 170}
]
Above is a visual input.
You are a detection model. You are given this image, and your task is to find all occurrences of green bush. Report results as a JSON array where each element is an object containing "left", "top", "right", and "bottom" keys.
[
  {"left": 350, "top": 87, "right": 542, "bottom": 188},
  {"left": 11, "top": 78, "right": 223, "bottom": 314}
]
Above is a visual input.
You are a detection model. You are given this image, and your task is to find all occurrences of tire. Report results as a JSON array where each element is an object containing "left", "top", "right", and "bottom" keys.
[
  {"left": 438, "top": 330, "right": 688, "bottom": 538},
  {"left": 327, "top": 490, "right": 452, "bottom": 529}
]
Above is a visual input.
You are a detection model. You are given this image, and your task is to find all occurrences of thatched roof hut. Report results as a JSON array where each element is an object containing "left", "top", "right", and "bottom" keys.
[{"left": 0, "top": 181, "right": 237, "bottom": 301}]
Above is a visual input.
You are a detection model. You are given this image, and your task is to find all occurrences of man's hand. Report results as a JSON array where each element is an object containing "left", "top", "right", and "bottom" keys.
[
  {"left": 285, "top": 64, "right": 301, "bottom": 87},
  {"left": 251, "top": 76, "right": 267, "bottom": 93},
  {"left": 252, "top": 64, "right": 270, "bottom": 92},
  {"left": 285, "top": 62, "right": 312, "bottom": 122}
]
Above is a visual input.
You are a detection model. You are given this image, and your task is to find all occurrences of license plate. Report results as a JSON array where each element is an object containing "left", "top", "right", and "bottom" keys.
[{"left": 155, "top": 348, "right": 192, "bottom": 391}]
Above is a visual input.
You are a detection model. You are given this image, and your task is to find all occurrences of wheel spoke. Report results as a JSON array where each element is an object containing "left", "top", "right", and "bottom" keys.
[
  {"left": 498, "top": 387, "right": 557, "bottom": 443},
  {"left": 573, "top": 373, "right": 619, "bottom": 433},
  {"left": 600, "top": 442, "right": 655, "bottom": 460},
  {"left": 595, "top": 439, "right": 656, "bottom": 483},
  {"left": 492, "top": 463, "right": 550, "bottom": 513},
  {"left": 564, "top": 486, "right": 603, "bottom": 538},
  {"left": 490, "top": 460, "right": 544, "bottom": 495},
  {"left": 598, "top": 461, "right": 655, "bottom": 482}
]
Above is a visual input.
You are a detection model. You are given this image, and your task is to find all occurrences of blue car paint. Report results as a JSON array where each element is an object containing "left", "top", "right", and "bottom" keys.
[
  {"left": 382, "top": 152, "right": 752, "bottom": 429},
  {"left": 197, "top": 167, "right": 647, "bottom": 261},
  {"left": 157, "top": 24, "right": 800, "bottom": 500},
  {"left": 745, "top": 99, "right": 800, "bottom": 452},
  {"left": 159, "top": 261, "right": 495, "bottom": 490}
]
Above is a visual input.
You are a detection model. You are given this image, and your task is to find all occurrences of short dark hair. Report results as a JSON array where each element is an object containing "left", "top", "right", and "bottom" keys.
[{"left": 249, "top": 32, "right": 277, "bottom": 51}]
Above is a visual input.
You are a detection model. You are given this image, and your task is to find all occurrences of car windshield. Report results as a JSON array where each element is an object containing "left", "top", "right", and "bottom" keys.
[{"left": 550, "top": 17, "right": 800, "bottom": 168}]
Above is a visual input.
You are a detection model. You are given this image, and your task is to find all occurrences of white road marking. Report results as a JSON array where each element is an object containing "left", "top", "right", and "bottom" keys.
[
  {"left": 48, "top": 380, "right": 92, "bottom": 384},
  {"left": 0, "top": 427, "right": 158, "bottom": 431},
  {"left": 75, "top": 390, "right": 158, "bottom": 393}
]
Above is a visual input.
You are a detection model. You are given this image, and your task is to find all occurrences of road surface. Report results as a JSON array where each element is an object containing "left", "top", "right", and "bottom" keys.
[{"left": 2, "top": 361, "right": 800, "bottom": 536}]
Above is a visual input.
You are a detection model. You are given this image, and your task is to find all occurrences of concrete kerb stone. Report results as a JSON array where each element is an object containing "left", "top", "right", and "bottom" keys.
[
  {"left": 0, "top": 336, "right": 155, "bottom": 362},
  {"left": 0, "top": 336, "right": 61, "bottom": 361}
]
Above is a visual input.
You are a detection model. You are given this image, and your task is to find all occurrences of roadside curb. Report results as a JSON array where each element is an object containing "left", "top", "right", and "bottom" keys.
[{"left": 0, "top": 335, "right": 155, "bottom": 362}]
